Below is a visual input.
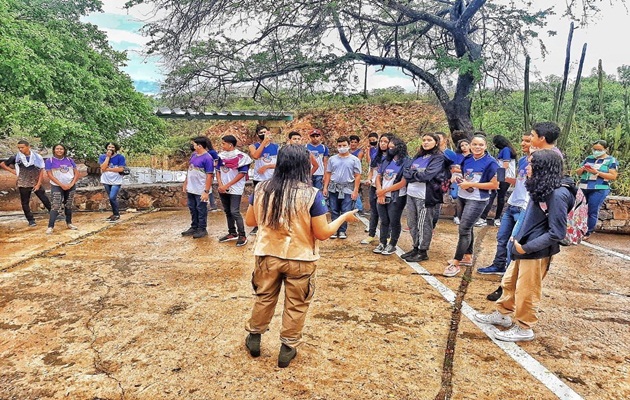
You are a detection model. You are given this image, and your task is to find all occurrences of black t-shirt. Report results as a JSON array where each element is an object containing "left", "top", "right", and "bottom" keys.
[{"left": 4, "top": 155, "right": 42, "bottom": 187}]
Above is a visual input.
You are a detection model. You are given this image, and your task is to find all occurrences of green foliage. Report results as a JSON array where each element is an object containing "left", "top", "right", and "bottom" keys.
[{"left": 0, "top": 0, "right": 166, "bottom": 160}]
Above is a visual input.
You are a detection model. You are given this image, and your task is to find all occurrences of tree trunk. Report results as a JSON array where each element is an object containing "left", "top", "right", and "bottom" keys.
[{"left": 444, "top": 98, "right": 474, "bottom": 135}]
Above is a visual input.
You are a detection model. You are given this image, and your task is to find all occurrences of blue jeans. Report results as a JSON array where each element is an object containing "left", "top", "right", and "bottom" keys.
[
  {"left": 312, "top": 175, "right": 323, "bottom": 190},
  {"left": 187, "top": 192, "right": 208, "bottom": 230},
  {"left": 491, "top": 205, "right": 524, "bottom": 270},
  {"left": 328, "top": 191, "right": 354, "bottom": 233},
  {"left": 454, "top": 198, "right": 487, "bottom": 261},
  {"left": 103, "top": 184, "right": 121, "bottom": 216},
  {"left": 355, "top": 192, "right": 364, "bottom": 212},
  {"left": 583, "top": 188, "right": 610, "bottom": 235}
]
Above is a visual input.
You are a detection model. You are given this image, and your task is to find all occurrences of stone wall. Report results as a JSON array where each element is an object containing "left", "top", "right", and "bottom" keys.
[{"left": 2, "top": 173, "right": 630, "bottom": 234}]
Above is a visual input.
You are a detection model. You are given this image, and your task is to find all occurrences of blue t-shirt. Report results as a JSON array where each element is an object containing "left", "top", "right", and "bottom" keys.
[
  {"left": 497, "top": 147, "right": 513, "bottom": 161},
  {"left": 369, "top": 146, "right": 378, "bottom": 162},
  {"left": 351, "top": 148, "right": 362, "bottom": 158},
  {"left": 457, "top": 152, "right": 498, "bottom": 201},
  {"left": 508, "top": 156, "right": 530, "bottom": 209},
  {"left": 98, "top": 153, "right": 126, "bottom": 185},
  {"left": 252, "top": 142, "right": 279, "bottom": 182},
  {"left": 443, "top": 148, "right": 458, "bottom": 163},
  {"left": 378, "top": 158, "right": 407, "bottom": 197},
  {"left": 249, "top": 190, "right": 328, "bottom": 217},
  {"left": 306, "top": 143, "right": 329, "bottom": 176},
  {"left": 186, "top": 152, "right": 215, "bottom": 195}
]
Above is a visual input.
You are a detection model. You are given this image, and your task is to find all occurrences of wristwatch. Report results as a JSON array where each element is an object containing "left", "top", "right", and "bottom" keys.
[{"left": 203, "top": 190, "right": 209, "bottom": 193}]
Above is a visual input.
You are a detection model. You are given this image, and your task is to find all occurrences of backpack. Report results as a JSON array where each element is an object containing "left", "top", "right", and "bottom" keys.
[
  {"left": 560, "top": 188, "right": 588, "bottom": 246},
  {"left": 438, "top": 157, "right": 454, "bottom": 194}
]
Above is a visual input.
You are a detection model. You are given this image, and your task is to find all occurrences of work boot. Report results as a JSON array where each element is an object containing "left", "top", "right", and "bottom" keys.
[
  {"left": 245, "top": 333, "right": 261, "bottom": 357},
  {"left": 277, "top": 344, "right": 297, "bottom": 368}
]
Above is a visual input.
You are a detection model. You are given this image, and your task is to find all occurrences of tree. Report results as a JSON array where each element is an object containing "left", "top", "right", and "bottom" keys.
[
  {"left": 129, "top": 0, "right": 605, "bottom": 133},
  {"left": 0, "top": 0, "right": 166, "bottom": 159}
]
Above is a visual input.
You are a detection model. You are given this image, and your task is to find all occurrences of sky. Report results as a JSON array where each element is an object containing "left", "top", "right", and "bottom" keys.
[{"left": 85, "top": 0, "right": 630, "bottom": 95}]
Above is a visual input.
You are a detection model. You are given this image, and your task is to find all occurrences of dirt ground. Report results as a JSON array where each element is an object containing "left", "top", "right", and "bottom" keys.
[{"left": 0, "top": 209, "right": 628, "bottom": 400}]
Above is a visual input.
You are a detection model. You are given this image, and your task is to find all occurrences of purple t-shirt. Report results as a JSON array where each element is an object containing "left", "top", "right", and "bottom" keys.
[
  {"left": 45, "top": 157, "right": 77, "bottom": 186},
  {"left": 186, "top": 152, "right": 215, "bottom": 195},
  {"left": 377, "top": 159, "right": 407, "bottom": 197}
]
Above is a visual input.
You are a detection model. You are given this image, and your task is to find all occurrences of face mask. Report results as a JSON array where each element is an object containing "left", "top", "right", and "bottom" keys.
[
  {"left": 337, "top": 146, "right": 349, "bottom": 154},
  {"left": 190, "top": 144, "right": 196, "bottom": 152},
  {"left": 592, "top": 150, "right": 605, "bottom": 157},
  {"left": 387, "top": 148, "right": 398, "bottom": 156},
  {"left": 258, "top": 134, "right": 265, "bottom": 140},
  {"left": 369, "top": 141, "right": 378, "bottom": 146}
]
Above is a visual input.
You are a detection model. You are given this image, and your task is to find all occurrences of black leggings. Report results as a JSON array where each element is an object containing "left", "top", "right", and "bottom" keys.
[{"left": 481, "top": 182, "right": 510, "bottom": 221}]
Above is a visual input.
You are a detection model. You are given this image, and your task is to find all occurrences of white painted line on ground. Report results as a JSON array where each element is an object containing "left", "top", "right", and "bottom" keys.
[
  {"left": 356, "top": 215, "right": 583, "bottom": 399},
  {"left": 580, "top": 241, "right": 630, "bottom": 262}
]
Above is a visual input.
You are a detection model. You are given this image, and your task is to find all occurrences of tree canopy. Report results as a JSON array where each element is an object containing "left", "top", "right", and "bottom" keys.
[
  {"left": 130, "top": 0, "right": 606, "bottom": 132},
  {"left": 0, "top": 0, "right": 165, "bottom": 159}
]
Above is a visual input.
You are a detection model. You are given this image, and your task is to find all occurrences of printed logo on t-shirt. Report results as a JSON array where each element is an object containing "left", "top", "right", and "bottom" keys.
[
  {"left": 59, "top": 165, "right": 70, "bottom": 173},
  {"left": 262, "top": 153, "right": 273, "bottom": 163},
  {"left": 383, "top": 169, "right": 396, "bottom": 180},
  {"left": 221, "top": 166, "right": 230, "bottom": 173}
]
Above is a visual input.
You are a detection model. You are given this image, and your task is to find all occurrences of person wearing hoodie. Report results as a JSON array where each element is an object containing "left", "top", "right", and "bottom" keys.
[
  {"left": 217, "top": 135, "right": 252, "bottom": 247},
  {"left": 474, "top": 149, "right": 575, "bottom": 342}
]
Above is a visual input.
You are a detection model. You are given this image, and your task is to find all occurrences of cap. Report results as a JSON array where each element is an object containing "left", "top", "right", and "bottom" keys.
[{"left": 309, "top": 129, "right": 322, "bottom": 136}]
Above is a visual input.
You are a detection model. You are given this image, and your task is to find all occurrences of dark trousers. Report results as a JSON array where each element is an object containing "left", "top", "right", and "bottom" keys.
[
  {"left": 19, "top": 186, "right": 51, "bottom": 223},
  {"left": 481, "top": 182, "right": 510, "bottom": 221},
  {"left": 48, "top": 185, "right": 75, "bottom": 227},
  {"left": 187, "top": 192, "right": 208, "bottom": 230},
  {"left": 454, "top": 197, "right": 487, "bottom": 260},
  {"left": 368, "top": 186, "right": 379, "bottom": 236},
  {"left": 219, "top": 193, "right": 245, "bottom": 236},
  {"left": 377, "top": 195, "right": 407, "bottom": 247},
  {"left": 328, "top": 191, "right": 354, "bottom": 233}
]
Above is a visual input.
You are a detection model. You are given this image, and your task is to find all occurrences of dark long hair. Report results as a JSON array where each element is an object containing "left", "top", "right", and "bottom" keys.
[
  {"left": 260, "top": 144, "right": 311, "bottom": 229},
  {"left": 413, "top": 132, "right": 441, "bottom": 159},
  {"left": 455, "top": 139, "right": 470, "bottom": 154},
  {"left": 492, "top": 135, "right": 517, "bottom": 159},
  {"left": 385, "top": 137, "right": 408, "bottom": 165},
  {"left": 525, "top": 149, "right": 563, "bottom": 203},
  {"left": 53, "top": 144, "right": 68, "bottom": 158},
  {"left": 370, "top": 133, "right": 395, "bottom": 168}
]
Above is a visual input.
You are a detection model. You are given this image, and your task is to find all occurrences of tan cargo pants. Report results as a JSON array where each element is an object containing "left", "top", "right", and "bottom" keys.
[
  {"left": 496, "top": 257, "right": 551, "bottom": 329},
  {"left": 245, "top": 256, "right": 316, "bottom": 348}
]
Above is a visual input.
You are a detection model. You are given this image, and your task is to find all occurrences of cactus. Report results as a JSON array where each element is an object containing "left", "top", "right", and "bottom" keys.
[
  {"left": 558, "top": 43, "right": 587, "bottom": 151},
  {"left": 524, "top": 55, "right": 531, "bottom": 131},
  {"left": 598, "top": 60, "right": 604, "bottom": 136},
  {"left": 554, "top": 22, "right": 575, "bottom": 123}
]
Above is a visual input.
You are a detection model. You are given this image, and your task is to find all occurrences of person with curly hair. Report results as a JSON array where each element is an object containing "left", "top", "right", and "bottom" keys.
[{"left": 474, "top": 149, "right": 576, "bottom": 342}]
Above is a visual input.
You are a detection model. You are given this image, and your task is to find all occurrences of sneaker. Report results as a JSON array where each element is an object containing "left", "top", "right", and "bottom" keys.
[
  {"left": 406, "top": 250, "right": 429, "bottom": 263},
  {"left": 360, "top": 236, "right": 376, "bottom": 245},
  {"left": 487, "top": 286, "right": 503, "bottom": 301},
  {"left": 364, "top": 227, "right": 369, "bottom": 232},
  {"left": 249, "top": 227, "right": 258, "bottom": 236},
  {"left": 474, "top": 218, "right": 486, "bottom": 227},
  {"left": 218, "top": 233, "right": 238, "bottom": 242},
  {"left": 477, "top": 265, "right": 506, "bottom": 275},
  {"left": 330, "top": 233, "right": 338, "bottom": 239},
  {"left": 193, "top": 229, "right": 208, "bottom": 239},
  {"left": 245, "top": 333, "right": 261, "bottom": 357},
  {"left": 400, "top": 248, "right": 418, "bottom": 260},
  {"left": 453, "top": 217, "right": 460, "bottom": 225},
  {"left": 338, "top": 232, "right": 347, "bottom": 239},
  {"left": 108, "top": 215, "right": 120, "bottom": 223},
  {"left": 373, "top": 243, "right": 385, "bottom": 254},
  {"left": 46, "top": 227, "right": 53, "bottom": 235},
  {"left": 181, "top": 227, "right": 197, "bottom": 236},
  {"left": 67, "top": 224, "right": 78, "bottom": 230},
  {"left": 209, "top": 207, "right": 220, "bottom": 213},
  {"left": 494, "top": 219, "right": 501, "bottom": 227},
  {"left": 28, "top": 221, "right": 37, "bottom": 227},
  {"left": 381, "top": 244, "right": 396, "bottom": 255},
  {"left": 474, "top": 310, "right": 512, "bottom": 327},
  {"left": 443, "top": 263, "right": 461, "bottom": 277},
  {"left": 494, "top": 324, "right": 535, "bottom": 342},
  {"left": 278, "top": 344, "right": 297, "bottom": 368},
  {"left": 236, "top": 235, "right": 248, "bottom": 246}
]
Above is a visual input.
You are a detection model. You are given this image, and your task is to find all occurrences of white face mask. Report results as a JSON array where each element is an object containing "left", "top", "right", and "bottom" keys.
[{"left": 337, "top": 146, "right": 349, "bottom": 154}]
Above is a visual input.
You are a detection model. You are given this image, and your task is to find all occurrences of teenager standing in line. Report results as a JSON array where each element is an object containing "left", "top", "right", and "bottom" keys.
[
  {"left": 0, "top": 140, "right": 51, "bottom": 226},
  {"left": 244, "top": 144, "right": 358, "bottom": 368},
  {"left": 451, "top": 138, "right": 471, "bottom": 225},
  {"left": 45, "top": 144, "right": 79, "bottom": 234},
  {"left": 248, "top": 125, "right": 279, "bottom": 235},
  {"left": 217, "top": 135, "right": 252, "bottom": 246},
  {"left": 99, "top": 142, "right": 126, "bottom": 222},
  {"left": 181, "top": 137, "right": 215, "bottom": 239},
  {"left": 306, "top": 129, "right": 329, "bottom": 190},
  {"left": 349, "top": 135, "right": 365, "bottom": 214}
]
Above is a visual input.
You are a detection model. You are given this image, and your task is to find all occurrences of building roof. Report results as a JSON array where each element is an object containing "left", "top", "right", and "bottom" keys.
[{"left": 154, "top": 108, "right": 294, "bottom": 121}]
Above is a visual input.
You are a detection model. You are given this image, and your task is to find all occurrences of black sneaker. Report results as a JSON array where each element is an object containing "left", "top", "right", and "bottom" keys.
[
  {"left": 401, "top": 248, "right": 418, "bottom": 260},
  {"left": 181, "top": 227, "right": 197, "bottom": 236},
  {"left": 236, "top": 235, "right": 248, "bottom": 247},
  {"left": 245, "top": 333, "right": 261, "bottom": 357},
  {"left": 406, "top": 250, "right": 429, "bottom": 262},
  {"left": 487, "top": 286, "right": 503, "bottom": 301},
  {"left": 278, "top": 344, "right": 297, "bottom": 368},
  {"left": 193, "top": 229, "right": 208, "bottom": 239},
  {"left": 108, "top": 215, "right": 120, "bottom": 223},
  {"left": 249, "top": 227, "right": 258, "bottom": 235},
  {"left": 28, "top": 221, "right": 37, "bottom": 227},
  {"left": 218, "top": 233, "right": 238, "bottom": 242}
]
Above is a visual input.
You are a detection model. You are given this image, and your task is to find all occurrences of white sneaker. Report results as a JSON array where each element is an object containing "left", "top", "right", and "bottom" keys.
[
  {"left": 494, "top": 219, "right": 501, "bottom": 227},
  {"left": 373, "top": 243, "right": 385, "bottom": 254},
  {"left": 46, "top": 227, "right": 53, "bottom": 235},
  {"left": 67, "top": 224, "right": 78, "bottom": 230},
  {"left": 453, "top": 217, "right": 460, "bottom": 225},
  {"left": 494, "top": 324, "right": 535, "bottom": 342},
  {"left": 474, "top": 218, "right": 486, "bottom": 227},
  {"left": 381, "top": 244, "right": 396, "bottom": 255},
  {"left": 474, "top": 310, "right": 512, "bottom": 327}
]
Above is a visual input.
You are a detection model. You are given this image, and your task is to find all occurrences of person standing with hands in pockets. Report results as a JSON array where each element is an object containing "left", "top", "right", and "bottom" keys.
[{"left": 99, "top": 142, "right": 126, "bottom": 222}]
